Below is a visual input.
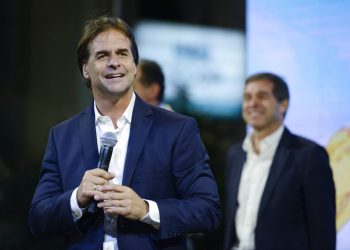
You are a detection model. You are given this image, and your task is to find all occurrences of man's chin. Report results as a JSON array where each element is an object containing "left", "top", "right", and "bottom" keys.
[
  {"left": 103, "top": 83, "right": 131, "bottom": 94},
  {"left": 249, "top": 122, "right": 266, "bottom": 132},
  {"left": 248, "top": 119, "right": 263, "bottom": 128}
]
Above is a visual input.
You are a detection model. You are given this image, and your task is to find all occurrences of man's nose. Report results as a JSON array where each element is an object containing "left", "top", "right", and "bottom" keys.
[
  {"left": 247, "top": 97, "right": 259, "bottom": 106},
  {"left": 107, "top": 55, "right": 119, "bottom": 67}
]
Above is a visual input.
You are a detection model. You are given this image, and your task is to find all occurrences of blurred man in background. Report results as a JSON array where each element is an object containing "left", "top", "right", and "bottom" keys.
[
  {"left": 134, "top": 59, "right": 173, "bottom": 111},
  {"left": 223, "top": 72, "right": 336, "bottom": 250}
]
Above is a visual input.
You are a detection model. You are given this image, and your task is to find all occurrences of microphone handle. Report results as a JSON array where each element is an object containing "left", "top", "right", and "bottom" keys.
[
  {"left": 97, "top": 145, "right": 114, "bottom": 170},
  {"left": 87, "top": 145, "right": 114, "bottom": 214}
]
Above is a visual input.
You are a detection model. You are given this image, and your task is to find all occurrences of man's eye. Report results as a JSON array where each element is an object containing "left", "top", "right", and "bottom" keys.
[
  {"left": 118, "top": 51, "right": 129, "bottom": 57},
  {"left": 96, "top": 54, "right": 108, "bottom": 60},
  {"left": 258, "top": 93, "right": 269, "bottom": 100}
]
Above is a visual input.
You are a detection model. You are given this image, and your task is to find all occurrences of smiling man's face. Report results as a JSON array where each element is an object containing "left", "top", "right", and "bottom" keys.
[
  {"left": 82, "top": 29, "right": 137, "bottom": 100},
  {"left": 242, "top": 79, "right": 288, "bottom": 136}
]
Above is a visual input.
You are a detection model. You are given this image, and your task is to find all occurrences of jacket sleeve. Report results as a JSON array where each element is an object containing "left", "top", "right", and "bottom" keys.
[
  {"left": 303, "top": 145, "right": 336, "bottom": 250},
  {"left": 28, "top": 128, "right": 81, "bottom": 239},
  {"left": 155, "top": 117, "right": 222, "bottom": 239}
]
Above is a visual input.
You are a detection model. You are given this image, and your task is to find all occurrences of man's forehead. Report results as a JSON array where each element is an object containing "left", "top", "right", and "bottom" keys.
[
  {"left": 89, "top": 29, "right": 131, "bottom": 49},
  {"left": 245, "top": 79, "right": 273, "bottom": 92}
]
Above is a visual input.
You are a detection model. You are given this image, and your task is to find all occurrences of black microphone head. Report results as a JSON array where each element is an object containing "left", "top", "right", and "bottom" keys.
[{"left": 100, "top": 132, "right": 117, "bottom": 147}]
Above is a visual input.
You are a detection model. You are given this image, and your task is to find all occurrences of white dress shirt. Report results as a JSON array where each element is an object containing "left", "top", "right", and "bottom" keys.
[
  {"left": 70, "top": 93, "right": 160, "bottom": 234},
  {"left": 233, "top": 125, "right": 284, "bottom": 250}
]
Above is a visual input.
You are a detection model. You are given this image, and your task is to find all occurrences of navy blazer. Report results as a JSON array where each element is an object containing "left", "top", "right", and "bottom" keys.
[
  {"left": 223, "top": 128, "right": 335, "bottom": 250},
  {"left": 29, "top": 96, "right": 221, "bottom": 250}
]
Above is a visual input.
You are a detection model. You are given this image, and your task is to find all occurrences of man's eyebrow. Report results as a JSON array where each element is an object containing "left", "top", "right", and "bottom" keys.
[
  {"left": 116, "top": 48, "right": 129, "bottom": 53},
  {"left": 257, "top": 90, "right": 270, "bottom": 95},
  {"left": 94, "top": 50, "right": 109, "bottom": 56}
]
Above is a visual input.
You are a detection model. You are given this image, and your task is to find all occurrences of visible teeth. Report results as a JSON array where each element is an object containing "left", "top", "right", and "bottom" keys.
[
  {"left": 249, "top": 111, "right": 262, "bottom": 117},
  {"left": 106, "top": 74, "right": 123, "bottom": 79}
]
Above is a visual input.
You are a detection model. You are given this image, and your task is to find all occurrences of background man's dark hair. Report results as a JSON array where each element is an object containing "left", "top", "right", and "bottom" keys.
[
  {"left": 138, "top": 59, "right": 165, "bottom": 103},
  {"left": 77, "top": 16, "right": 139, "bottom": 88}
]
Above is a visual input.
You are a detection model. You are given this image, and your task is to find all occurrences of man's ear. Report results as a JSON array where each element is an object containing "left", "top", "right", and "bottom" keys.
[
  {"left": 82, "top": 64, "right": 90, "bottom": 79},
  {"left": 149, "top": 83, "right": 160, "bottom": 99},
  {"left": 133, "top": 64, "right": 138, "bottom": 79},
  {"left": 280, "top": 99, "right": 289, "bottom": 116}
]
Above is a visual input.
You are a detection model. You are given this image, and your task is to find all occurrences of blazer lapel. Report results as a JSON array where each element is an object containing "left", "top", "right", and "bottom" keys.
[
  {"left": 257, "top": 128, "right": 292, "bottom": 219},
  {"left": 122, "top": 96, "right": 153, "bottom": 186},
  {"left": 79, "top": 101, "right": 99, "bottom": 170},
  {"left": 226, "top": 146, "right": 246, "bottom": 227}
]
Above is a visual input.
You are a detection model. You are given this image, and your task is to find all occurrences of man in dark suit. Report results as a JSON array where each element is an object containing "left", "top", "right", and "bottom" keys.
[
  {"left": 223, "top": 72, "right": 335, "bottom": 250},
  {"left": 29, "top": 16, "right": 221, "bottom": 250}
]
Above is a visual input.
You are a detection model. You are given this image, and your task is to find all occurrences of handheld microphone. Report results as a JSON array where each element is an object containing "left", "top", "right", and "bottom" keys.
[
  {"left": 96, "top": 132, "right": 118, "bottom": 171},
  {"left": 87, "top": 131, "right": 117, "bottom": 214}
]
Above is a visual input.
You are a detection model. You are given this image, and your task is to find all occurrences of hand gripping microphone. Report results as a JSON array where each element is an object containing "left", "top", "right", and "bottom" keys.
[{"left": 87, "top": 131, "right": 117, "bottom": 214}]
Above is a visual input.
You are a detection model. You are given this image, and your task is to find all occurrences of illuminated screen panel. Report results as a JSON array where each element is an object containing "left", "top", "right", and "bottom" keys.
[
  {"left": 135, "top": 21, "right": 245, "bottom": 118},
  {"left": 247, "top": 1, "right": 350, "bottom": 248}
]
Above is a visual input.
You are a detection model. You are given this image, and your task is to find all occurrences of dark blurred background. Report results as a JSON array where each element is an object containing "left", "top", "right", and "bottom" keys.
[{"left": 0, "top": 0, "right": 246, "bottom": 249}]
